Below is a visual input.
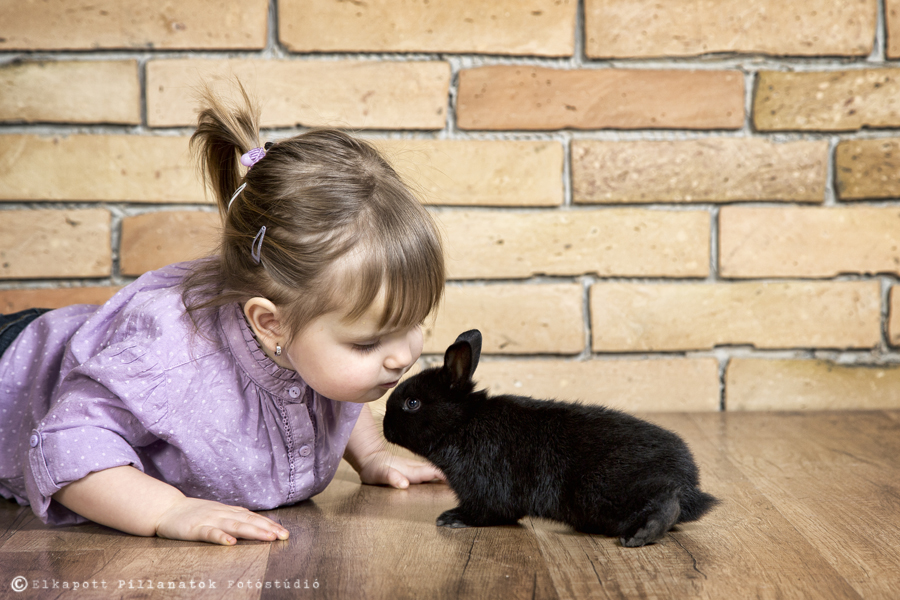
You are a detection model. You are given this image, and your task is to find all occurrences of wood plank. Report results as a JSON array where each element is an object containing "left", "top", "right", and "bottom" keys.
[
  {"left": 0, "top": 502, "right": 31, "bottom": 549},
  {"left": 882, "top": 409, "right": 900, "bottom": 425},
  {"left": 0, "top": 413, "right": 898, "bottom": 599},
  {"left": 528, "top": 520, "right": 709, "bottom": 599},
  {"left": 261, "top": 464, "right": 558, "bottom": 599},
  {"left": 1, "top": 547, "right": 270, "bottom": 598},
  {"left": 488, "top": 412, "right": 864, "bottom": 600},
  {"left": 704, "top": 411, "right": 900, "bottom": 599},
  {"left": 0, "top": 502, "right": 271, "bottom": 598},
  {"left": 652, "top": 413, "right": 861, "bottom": 599}
]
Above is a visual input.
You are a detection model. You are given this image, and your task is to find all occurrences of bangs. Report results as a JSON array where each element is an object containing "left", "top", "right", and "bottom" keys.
[{"left": 336, "top": 215, "right": 445, "bottom": 330}]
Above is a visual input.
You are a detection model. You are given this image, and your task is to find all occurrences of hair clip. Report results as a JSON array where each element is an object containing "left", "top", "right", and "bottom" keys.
[
  {"left": 227, "top": 182, "right": 247, "bottom": 212},
  {"left": 240, "top": 147, "right": 266, "bottom": 169},
  {"left": 251, "top": 226, "right": 266, "bottom": 264}
]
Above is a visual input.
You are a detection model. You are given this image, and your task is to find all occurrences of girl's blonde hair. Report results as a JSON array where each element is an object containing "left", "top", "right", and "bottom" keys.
[{"left": 183, "top": 84, "right": 445, "bottom": 340}]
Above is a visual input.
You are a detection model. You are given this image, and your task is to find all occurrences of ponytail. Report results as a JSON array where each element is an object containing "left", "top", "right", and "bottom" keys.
[{"left": 190, "top": 82, "right": 261, "bottom": 216}]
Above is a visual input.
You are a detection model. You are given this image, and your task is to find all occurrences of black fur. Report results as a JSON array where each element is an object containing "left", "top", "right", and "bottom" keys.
[{"left": 383, "top": 329, "right": 719, "bottom": 547}]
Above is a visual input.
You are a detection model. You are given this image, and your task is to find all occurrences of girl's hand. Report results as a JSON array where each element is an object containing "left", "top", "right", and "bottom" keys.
[
  {"left": 355, "top": 450, "right": 446, "bottom": 489},
  {"left": 53, "top": 465, "right": 289, "bottom": 546},
  {"left": 155, "top": 497, "right": 290, "bottom": 546}
]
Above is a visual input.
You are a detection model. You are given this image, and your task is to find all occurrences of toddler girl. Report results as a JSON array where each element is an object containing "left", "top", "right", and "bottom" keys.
[{"left": 0, "top": 85, "right": 445, "bottom": 545}]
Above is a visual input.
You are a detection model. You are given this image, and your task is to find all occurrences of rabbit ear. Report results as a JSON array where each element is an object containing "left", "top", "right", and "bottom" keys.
[
  {"left": 445, "top": 330, "right": 482, "bottom": 385},
  {"left": 453, "top": 329, "right": 481, "bottom": 373}
]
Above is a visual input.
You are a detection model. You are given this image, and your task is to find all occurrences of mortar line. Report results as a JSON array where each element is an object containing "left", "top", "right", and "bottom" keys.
[
  {"left": 574, "top": 0, "right": 586, "bottom": 67},
  {"left": 824, "top": 136, "right": 840, "bottom": 206},
  {"left": 872, "top": 0, "right": 887, "bottom": 63},
  {"left": 718, "top": 356, "right": 728, "bottom": 411},
  {"left": 581, "top": 275, "right": 595, "bottom": 360},
  {"left": 881, "top": 276, "right": 894, "bottom": 351},
  {"left": 709, "top": 207, "right": 720, "bottom": 282}
]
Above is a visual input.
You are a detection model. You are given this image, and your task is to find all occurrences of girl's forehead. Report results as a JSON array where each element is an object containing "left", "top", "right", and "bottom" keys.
[{"left": 332, "top": 290, "right": 391, "bottom": 336}]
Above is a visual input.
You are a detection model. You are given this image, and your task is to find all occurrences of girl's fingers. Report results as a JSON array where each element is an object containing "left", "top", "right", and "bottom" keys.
[
  {"left": 405, "top": 463, "right": 445, "bottom": 483},
  {"left": 240, "top": 511, "right": 287, "bottom": 535},
  {"left": 156, "top": 498, "right": 289, "bottom": 545},
  {"left": 385, "top": 468, "right": 409, "bottom": 489},
  {"left": 218, "top": 512, "right": 289, "bottom": 542},
  {"left": 198, "top": 525, "right": 237, "bottom": 546}
]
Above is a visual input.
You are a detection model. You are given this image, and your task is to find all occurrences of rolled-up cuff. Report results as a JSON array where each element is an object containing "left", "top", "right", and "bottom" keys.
[{"left": 25, "top": 428, "right": 144, "bottom": 526}]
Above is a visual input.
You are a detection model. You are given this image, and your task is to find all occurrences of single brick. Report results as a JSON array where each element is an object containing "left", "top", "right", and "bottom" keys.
[
  {"left": 585, "top": 0, "right": 876, "bottom": 58},
  {"left": 0, "top": 287, "right": 119, "bottom": 312},
  {"left": 891, "top": 287, "right": 900, "bottom": 346},
  {"left": 720, "top": 206, "right": 900, "bottom": 278},
  {"left": 887, "top": 0, "right": 900, "bottom": 58},
  {"left": 120, "top": 211, "right": 221, "bottom": 276},
  {"left": 573, "top": 139, "right": 827, "bottom": 204},
  {"left": 474, "top": 358, "right": 720, "bottom": 412},
  {"left": 754, "top": 70, "right": 900, "bottom": 131},
  {"left": 0, "top": 135, "right": 205, "bottom": 203},
  {"left": 376, "top": 140, "right": 564, "bottom": 206},
  {"left": 590, "top": 281, "right": 881, "bottom": 351},
  {"left": 280, "top": 0, "right": 576, "bottom": 56},
  {"left": 457, "top": 67, "right": 744, "bottom": 130},
  {"left": 147, "top": 59, "right": 450, "bottom": 130},
  {"left": 726, "top": 359, "right": 900, "bottom": 410},
  {"left": 835, "top": 138, "right": 900, "bottom": 200},
  {"left": 0, "top": 0, "right": 267, "bottom": 50},
  {"left": 423, "top": 283, "right": 584, "bottom": 355},
  {"left": 0, "top": 210, "right": 111, "bottom": 279},
  {"left": 0, "top": 60, "right": 140, "bottom": 124},
  {"left": 437, "top": 209, "right": 709, "bottom": 280}
]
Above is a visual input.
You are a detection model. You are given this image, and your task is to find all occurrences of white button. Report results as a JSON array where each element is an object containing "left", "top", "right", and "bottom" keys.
[
  {"left": 288, "top": 386, "right": 301, "bottom": 399},
  {"left": 298, "top": 445, "right": 312, "bottom": 457},
  {"left": 29, "top": 434, "right": 39, "bottom": 448}
]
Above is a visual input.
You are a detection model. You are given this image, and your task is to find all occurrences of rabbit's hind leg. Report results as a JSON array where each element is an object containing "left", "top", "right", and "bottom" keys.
[{"left": 619, "top": 490, "right": 681, "bottom": 547}]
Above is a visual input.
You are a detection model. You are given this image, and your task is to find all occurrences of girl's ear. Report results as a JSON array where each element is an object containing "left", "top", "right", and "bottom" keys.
[{"left": 243, "top": 297, "right": 286, "bottom": 350}]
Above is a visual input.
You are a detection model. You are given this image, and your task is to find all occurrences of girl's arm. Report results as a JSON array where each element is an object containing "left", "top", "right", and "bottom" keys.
[
  {"left": 52, "top": 465, "right": 289, "bottom": 546},
  {"left": 344, "top": 404, "right": 445, "bottom": 488}
]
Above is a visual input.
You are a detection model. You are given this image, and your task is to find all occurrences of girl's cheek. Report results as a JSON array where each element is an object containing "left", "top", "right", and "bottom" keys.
[{"left": 409, "top": 327, "right": 424, "bottom": 361}]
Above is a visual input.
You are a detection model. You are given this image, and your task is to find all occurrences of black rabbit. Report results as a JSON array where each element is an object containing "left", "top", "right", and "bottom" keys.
[{"left": 383, "top": 330, "right": 718, "bottom": 547}]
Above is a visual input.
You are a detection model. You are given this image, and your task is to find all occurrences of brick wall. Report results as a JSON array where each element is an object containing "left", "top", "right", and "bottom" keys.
[{"left": 2, "top": 0, "right": 900, "bottom": 412}]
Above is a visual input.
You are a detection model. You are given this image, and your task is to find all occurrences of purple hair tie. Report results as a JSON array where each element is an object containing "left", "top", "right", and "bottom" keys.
[{"left": 240, "top": 147, "right": 266, "bottom": 169}]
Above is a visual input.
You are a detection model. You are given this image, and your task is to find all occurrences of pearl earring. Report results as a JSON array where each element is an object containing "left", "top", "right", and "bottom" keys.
[{"left": 275, "top": 344, "right": 282, "bottom": 357}]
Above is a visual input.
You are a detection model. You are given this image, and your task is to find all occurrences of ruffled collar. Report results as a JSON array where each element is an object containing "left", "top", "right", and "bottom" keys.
[{"left": 220, "top": 302, "right": 308, "bottom": 396}]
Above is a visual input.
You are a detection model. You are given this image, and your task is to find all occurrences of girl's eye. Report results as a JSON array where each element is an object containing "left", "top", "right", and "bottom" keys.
[
  {"left": 352, "top": 341, "right": 381, "bottom": 354},
  {"left": 403, "top": 398, "right": 421, "bottom": 413}
]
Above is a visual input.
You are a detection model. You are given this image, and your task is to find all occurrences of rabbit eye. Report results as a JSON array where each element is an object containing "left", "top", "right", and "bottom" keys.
[{"left": 403, "top": 398, "right": 421, "bottom": 413}]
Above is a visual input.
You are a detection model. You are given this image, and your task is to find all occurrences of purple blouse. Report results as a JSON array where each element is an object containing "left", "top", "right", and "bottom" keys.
[{"left": 0, "top": 262, "right": 363, "bottom": 525}]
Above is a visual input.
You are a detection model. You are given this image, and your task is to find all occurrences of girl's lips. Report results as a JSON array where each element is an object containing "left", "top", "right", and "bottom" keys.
[{"left": 379, "top": 380, "right": 399, "bottom": 389}]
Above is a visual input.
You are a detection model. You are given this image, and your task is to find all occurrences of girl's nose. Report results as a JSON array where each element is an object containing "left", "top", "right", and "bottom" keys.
[{"left": 384, "top": 339, "right": 414, "bottom": 371}]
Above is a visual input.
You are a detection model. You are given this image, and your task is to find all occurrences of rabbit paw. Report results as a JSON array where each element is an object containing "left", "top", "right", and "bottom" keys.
[
  {"left": 437, "top": 508, "right": 472, "bottom": 528},
  {"left": 620, "top": 492, "right": 682, "bottom": 547},
  {"left": 620, "top": 529, "right": 657, "bottom": 547}
]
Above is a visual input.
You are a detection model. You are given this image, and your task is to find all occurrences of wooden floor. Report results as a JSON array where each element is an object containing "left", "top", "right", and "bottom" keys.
[{"left": 2, "top": 411, "right": 899, "bottom": 599}]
